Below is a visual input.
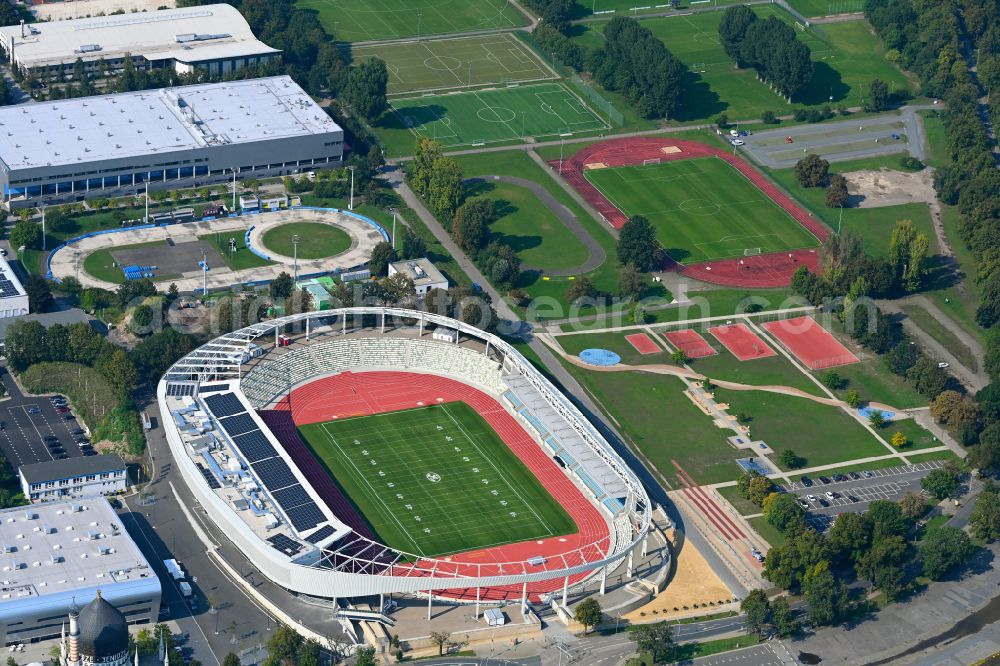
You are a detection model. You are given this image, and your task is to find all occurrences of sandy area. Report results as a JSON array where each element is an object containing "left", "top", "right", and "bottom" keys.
[
  {"left": 623, "top": 530, "right": 735, "bottom": 622},
  {"left": 842, "top": 167, "right": 937, "bottom": 208}
]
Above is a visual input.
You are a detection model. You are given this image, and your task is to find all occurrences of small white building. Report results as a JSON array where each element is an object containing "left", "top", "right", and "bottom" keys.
[
  {"left": 0, "top": 255, "right": 28, "bottom": 319},
  {"left": 19, "top": 454, "right": 128, "bottom": 502},
  {"left": 388, "top": 258, "right": 448, "bottom": 296},
  {"left": 484, "top": 608, "right": 506, "bottom": 626}
]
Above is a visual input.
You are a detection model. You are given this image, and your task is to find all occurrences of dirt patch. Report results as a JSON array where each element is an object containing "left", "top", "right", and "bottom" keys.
[{"left": 842, "top": 167, "right": 936, "bottom": 208}]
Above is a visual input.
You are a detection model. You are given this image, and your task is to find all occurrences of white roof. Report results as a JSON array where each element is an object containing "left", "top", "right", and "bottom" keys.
[
  {"left": 0, "top": 75, "right": 341, "bottom": 171},
  {"left": 389, "top": 258, "right": 448, "bottom": 288},
  {"left": 0, "top": 498, "right": 155, "bottom": 601},
  {"left": 0, "top": 254, "right": 26, "bottom": 300},
  {"left": 0, "top": 5, "right": 278, "bottom": 69}
]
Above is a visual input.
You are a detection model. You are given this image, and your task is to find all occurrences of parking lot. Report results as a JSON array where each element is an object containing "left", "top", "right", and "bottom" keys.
[
  {"left": 0, "top": 366, "right": 90, "bottom": 470},
  {"left": 783, "top": 460, "right": 946, "bottom": 531}
]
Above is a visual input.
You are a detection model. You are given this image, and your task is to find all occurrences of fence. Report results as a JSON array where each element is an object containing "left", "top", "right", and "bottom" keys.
[{"left": 571, "top": 73, "right": 624, "bottom": 127}]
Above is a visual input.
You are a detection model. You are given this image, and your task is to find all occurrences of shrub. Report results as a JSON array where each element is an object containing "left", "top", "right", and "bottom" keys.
[
  {"left": 761, "top": 110, "right": 777, "bottom": 124},
  {"left": 900, "top": 156, "right": 925, "bottom": 171}
]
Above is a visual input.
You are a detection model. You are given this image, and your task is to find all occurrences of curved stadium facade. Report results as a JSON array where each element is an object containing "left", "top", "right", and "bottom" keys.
[{"left": 157, "top": 308, "right": 649, "bottom": 603}]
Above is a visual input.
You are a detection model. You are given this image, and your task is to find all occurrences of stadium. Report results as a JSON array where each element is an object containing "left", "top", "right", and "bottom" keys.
[{"left": 157, "top": 307, "right": 650, "bottom": 609}]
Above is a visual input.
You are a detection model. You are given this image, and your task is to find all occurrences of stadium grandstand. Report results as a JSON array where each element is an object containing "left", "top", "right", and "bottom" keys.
[{"left": 157, "top": 308, "right": 650, "bottom": 611}]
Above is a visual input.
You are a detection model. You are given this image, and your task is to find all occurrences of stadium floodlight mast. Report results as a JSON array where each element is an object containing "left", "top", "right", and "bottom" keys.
[
  {"left": 232, "top": 168, "right": 238, "bottom": 212},
  {"left": 348, "top": 165, "right": 356, "bottom": 211},
  {"left": 39, "top": 205, "right": 45, "bottom": 251},
  {"left": 390, "top": 208, "right": 397, "bottom": 250},
  {"left": 144, "top": 181, "right": 149, "bottom": 224},
  {"left": 292, "top": 234, "right": 300, "bottom": 283}
]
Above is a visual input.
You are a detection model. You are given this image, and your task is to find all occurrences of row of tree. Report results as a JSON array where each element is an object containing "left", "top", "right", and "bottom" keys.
[{"left": 719, "top": 6, "right": 814, "bottom": 100}]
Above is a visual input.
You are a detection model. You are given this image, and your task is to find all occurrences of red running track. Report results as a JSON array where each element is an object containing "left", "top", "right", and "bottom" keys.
[
  {"left": 550, "top": 137, "right": 829, "bottom": 288},
  {"left": 763, "top": 316, "right": 859, "bottom": 370},
  {"left": 707, "top": 323, "right": 776, "bottom": 361},
  {"left": 625, "top": 332, "right": 661, "bottom": 355},
  {"left": 664, "top": 329, "right": 717, "bottom": 359},
  {"left": 266, "top": 371, "right": 612, "bottom": 602}
]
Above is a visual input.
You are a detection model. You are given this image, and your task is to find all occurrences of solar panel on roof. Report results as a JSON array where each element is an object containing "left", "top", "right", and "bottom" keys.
[
  {"left": 219, "top": 413, "right": 257, "bottom": 437},
  {"left": 203, "top": 393, "right": 244, "bottom": 418},
  {"left": 198, "top": 384, "right": 229, "bottom": 394},
  {"left": 167, "top": 383, "right": 195, "bottom": 397},
  {"left": 285, "top": 503, "right": 325, "bottom": 532},
  {"left": 304, "top": 524, "right": 335, "bottom": 544},
  {"left": 266, "top": 533, "right": 303, "bottom": 557},
  {"left": 195, "top": 462, "right": 221, "bottom": 490},
  {"left": 273, "top": 484, "right": 312, "bottom": 510},
  {"left": 232, "top": 430, "right": 276, "bottom": 463},
  {"left": 250, "top": 457, "right": 297, "bottom": 490}
]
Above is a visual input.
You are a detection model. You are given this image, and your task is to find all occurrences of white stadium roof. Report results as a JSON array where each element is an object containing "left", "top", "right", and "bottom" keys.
[
  {"left": 0, "top": 75, "right": 341, "bottom": 171},
  {"left": 0, "top": 4, "right": 278, "bottom": 69}
]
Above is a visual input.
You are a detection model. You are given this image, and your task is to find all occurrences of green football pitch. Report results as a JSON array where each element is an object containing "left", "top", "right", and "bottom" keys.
[
  {"left": 298, "top": 0, "right": 528, "bottom": 42},
  {"left": 386, "top": 83, "right": 609, "bottom": 150},
  {"left": 296, "top": 402, "right": 576, "bottom": 558},
  {"left": 584, "top": 157, "right": 820, "bottom": 263},
  {"left": 352, "top": 34, "right": 557, "bottom": 95}
]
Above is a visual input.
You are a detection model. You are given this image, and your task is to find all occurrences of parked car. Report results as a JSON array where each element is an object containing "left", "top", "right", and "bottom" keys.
[
  {"left": 55, "top": 407, "right": 69, "bottom": 414},
  {"left": 43, "top": 435, "right": 58, "bottom": 442},
  {"left": 850, "top": 472, "right": 861, "bottom": 480},
  {"left": 819, "top": 476, "right": 832, "bottom": 484},
  {"left": 847, "top": 495, "right": 859, "bottom": 503},
  {"left": 27, "top": 407, "right": 41, "bottom": 414},
  {"left": 798, "top": 499, "right": 810, "bottom": 509},
  {"left": 64, "top": 415, "right": 75, "bottom": 420},
  {"left": 83, "top": 450, "right": 96, "bottom": 456},
  {"left": 833, "top": 474, "right": 847, "bottom": 482},
  {"left": 801, "top": 476, "right": 813, "bottom": 487},
  {"left": 863, "top": 470, "right": 874, "bottom": 478},
  {"left": 730, "top": 138, "right": 744, "bottom": 146},
  {"left": 806, "top": 494, "right": 818, "bottom": 503},
  {"left": 818, "top": 498, "right": 830, "bottom": 507},
  {"left": 71, "top": 428, "right": 85, "bottom": 436}
]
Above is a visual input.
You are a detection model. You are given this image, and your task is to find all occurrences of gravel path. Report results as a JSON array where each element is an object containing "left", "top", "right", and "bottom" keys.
[{"left": 463, "top": 175, "right": 607, "bottom": 276}]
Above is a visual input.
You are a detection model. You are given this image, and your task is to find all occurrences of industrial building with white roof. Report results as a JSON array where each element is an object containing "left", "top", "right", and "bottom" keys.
[
  {"left": 0, "top": 5, "right": 280, "bottom": 81},
  {"left": 0, "top": 497, "right": 161, "bottom": 646},
  {"left": 0, "top": 75, "right": 344, "bottom": 207}
]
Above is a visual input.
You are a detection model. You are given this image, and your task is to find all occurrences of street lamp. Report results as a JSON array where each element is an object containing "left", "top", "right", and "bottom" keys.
[
  {"left": 292, "top": 234, "right": 300, "bottom": 283},
  {"left": 209, "top": 605, "right": 219, "bottom": 635},
  {"left": 348, "top": 165, "right": 356, "bottom": 211},
  {"left": 390, "top": 208, "right": 397, "bottom": 250}
]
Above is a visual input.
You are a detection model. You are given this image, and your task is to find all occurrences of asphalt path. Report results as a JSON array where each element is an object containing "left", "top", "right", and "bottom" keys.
[{"left": 463, "top": 175, "right": 606, "bottom": 276}]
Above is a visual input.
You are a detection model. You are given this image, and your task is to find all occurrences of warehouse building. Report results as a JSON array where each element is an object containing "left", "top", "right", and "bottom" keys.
[
  {"left": 0, "top": 75, "right": 344, "bottom": 207},
  {"left": 0, "top": 498, "right": 161, "bottom": 646},
  {"left": 19, "top": 454, "right": 128, "bottom": 503},
  {"left": 0, "top": 5, "right": 280, "bottom": 81}
]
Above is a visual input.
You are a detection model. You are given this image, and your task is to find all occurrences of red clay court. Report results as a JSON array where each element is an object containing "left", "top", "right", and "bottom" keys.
[
  {"left": 263, "top": 370, "right": 610, "bottom": 602},
  {"left": 551, "top": 137, "right": 829, "bottom": 288},
  {"left": 625, "top": 332, "right": 661, "bottom": 354},
  {"left": 763, "top": 316, "right": 859, "bottom": 370},
  {"left": 708, "top": 323, "right": 776, "bottom": 361},
  {"left": 664, "top": 329, "right": 717, "bottom": 358}
]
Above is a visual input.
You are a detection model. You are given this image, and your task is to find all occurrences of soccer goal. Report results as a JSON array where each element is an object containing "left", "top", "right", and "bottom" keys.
[
  {"left": 642, "top": 158, "right": 662, "bottom": 166},
  {"left": 743, "top": 247, "right": 762, "bottom": 256}
]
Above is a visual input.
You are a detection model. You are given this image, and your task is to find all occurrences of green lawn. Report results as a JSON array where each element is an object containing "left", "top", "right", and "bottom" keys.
[
  {"left": 900, "top": 303, "right": 978, "bottom": 372},
  {"left": 785, "top": 0, "right": 863, "bottom": 17},
  {"left": 787, "top": 455, "right": 912, "bottom": 480},
  {"left": 296, "top": 402, "right": 575, "bottom": 557},
  {"left": 748, "top": 515, "right": 787, "bottom": 548},
  {"left": 82, "top": 240, "right": 178, "bottom": 284},
  {"left": 260, "top": 222, "right": 352, "bottom": 260},
  {"left": 717, "top": 484, "right": 760, "bottom": 516},
  {"left": 906, "top": 450, "right": 962, "bottom": 465},
  {"left": 687, "top": 343, "right": 825, "bottom": 396},
  {"left": 820, "top": 359, "right": 927, "bottom": 409},
  {"left": 882, "top": 418, "right": 940, "bottom": 451},
  {"left": 464, "top": 178, "right": 590, "bottom": 270},
  {"left": 570, "top": 9, "right": 914, "bottom": 122},
  {"left": 300, "top": 0, "right": 528, "bottom": 42},
  {"left": 919, "top": 111, "right": 949, "bottom": 169},
  {"left": 585, "top": 157, "right": 820, "bottom": 263},
  {"left": 714, "top": 388, "right": 890, "bottom": 469},
  {"left": 557, "top": 331, "right": 669, "bottom": 366},
  {"left": 198, "top": 233, "right": 273, "bottom": 271},
  {"left": 378, "top": 83, "right": 608, "bottom": 156},
  {"left": 353, "top": 33, "right": 555, "bottom": 95},
  {"left": 563, "top": 365, "right": 743, "bottom": 486}
]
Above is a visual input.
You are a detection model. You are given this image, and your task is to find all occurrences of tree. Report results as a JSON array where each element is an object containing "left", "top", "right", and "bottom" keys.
[
  {"left": 719, "top": 5, "right": 757, "bottom": 66},
  {"left": 429, "top": 631, "right": 451, "bottom": 656},
  {"left": 770, "top": 596, "right": 797, "bottom": 638},
  {"left": 25, "top": 275, "right": 52, "bottom": 312},
  {"left": 10, "top": 218, "right": 42, "bottom": 251},
  {"left": 867, "top": 78, "right": 890, "bottom": 112},
  {"left": 820, "top": 370, "right": 843, "bottom": 390},
  {"left": 427, "top": 156, "right": 464, "bottom": 220},
  {"left": 452, "top": 198, "right": 495, "bottom": 252},
  {"left": 932, "top": 390, "right": 966, "bottom": 424},
  {"left": 355, "top": 646, "right": 377, "bottom": 666},
  {"left": 566, "top": 277, "right": 597, "bottom": 304},
  {"left": 971, "top": 423, "right": 1000, "bottom": 472},
  {"left": 826, "top": 174, "right": 849, "bottom": 208},
  {"left": 891, "top": 431, "right": 908, "bottom": 448},
  {"left": 794, "top": 154, "right": 830, "bottom": 188},
  {"left": 740, "top": 589, "right": 771, "bottom": 637},
  {"left": 867, "top": 500, "right": 908, "bottom": 542},
  {"left": 617, "top": 215, "right": 660, "bottom": 272},
  {"left": 921, "top": 466, "right": 960, "bottom": 500},
  {"left": 343, "top": 57, "right": 388, "bottom": 121},
  {"left": 921, "top": 527, "right": 975, "bottom": 580},
  {"left": 905, "top": 232, "right": 930, "bottom": 292},
  {"left": 857, "top": 534, "right": 907, "bottom": 600},
  {"left": 803, "top": 564, "right": 842, "bottom": 626},
  {"left": 368, "top": 242, "right": 397, "bottom": 277},
  {"left": 221, "top": 654, "right": 240, "bottom": 666},
  {"left": 269, "top": 272, "right": 294, "bottom": 299},
  {"left": 399, "top": 227, "right": 427, "bottom": 260},
  {"left": 130, "top": 304, "right": 155, "bottom": 335},
  {"left": 668, "top": 349, "right": 685, "bottom": 365},
  {"left": 868, "top": 410, "right": 885, "bottom": 429},
  {"left": 828, "top": 512, "right": 871, "bottom": 566},
  {"left": 747, "top": 474, "right": 775, "bottom": 505},
  {"left": 970, "top": 485, "right": 1000, "bottom": 542},
  {"left": 574, "top": 597, "right": 602, "bottom": 634},
  {"left": 630, "top": 622, "right": 675, "bottom": 664},
  {"left": 899, "top": 491, "right": 925, "bottom": 519},
  {"left": 618, "top": 263, "right": 648, "bottom": 301},
  {"left": 845, "top": 389, "right": 862, "bottom": 408},
  {"left": 780, "top": 449, "right": 804, "bottom": 469},
  {"left": 763, "top": 492, "right": 806, "bottom": 535}
]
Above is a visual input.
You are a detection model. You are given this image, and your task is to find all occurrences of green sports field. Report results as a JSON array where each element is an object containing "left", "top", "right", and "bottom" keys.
[
  {"left": 261, "top": 222, "right": 352, "bottom": 259},
  {"left": 300, "top": 0, "right": 529, "bottom": 42},
  {"left": 296, "top": 402, "right": 576, "bottom": 557},
  {"left": 584, "top": 157, "right": 819, "bottom": 263},
  {"left": 352, "top": 34, "right": 556, "bottom": 95},
  {"left": 382, "top": 83, "right": 609, "bottom": 152}
]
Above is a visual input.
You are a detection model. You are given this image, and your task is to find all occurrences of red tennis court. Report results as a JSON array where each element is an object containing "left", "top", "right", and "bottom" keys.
[
  {"left": 664, "top": 329, "right": 717, "bottom": 358},
  {"left": 763, "top": 317, "right": 859, "bottom": 370},
  {"left": 625, "top": 332, "right": 661, "bottom": 354},
  {"left": 707, "top": 323, "right": 776, "bottom": 361}
]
